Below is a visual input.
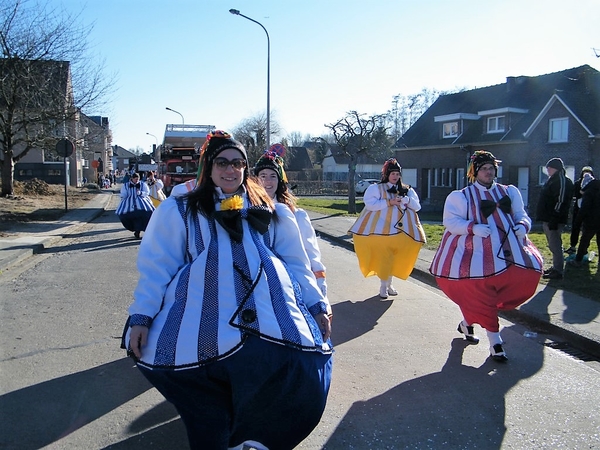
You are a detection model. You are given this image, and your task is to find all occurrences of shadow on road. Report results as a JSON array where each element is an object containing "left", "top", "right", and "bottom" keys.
[
  {"left": 324, "top": 327, "right": 543, "bottom": 449},
  {"left": 331, "top": 296, "right": 394, "bottom": 346},
  {"left": 0, "top": 358, "right": 153, "bottom": 449}
]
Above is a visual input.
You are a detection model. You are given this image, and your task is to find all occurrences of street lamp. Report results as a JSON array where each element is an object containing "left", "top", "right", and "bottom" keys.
[
  {"left": 165, "top": 107, "right": 185, "bottom": 124},
  {"left": 146, "top": 132, "right": 158, "bottom": 145},
  {"left": 229, "top": 8, "right": 270, "bottom": 149}
]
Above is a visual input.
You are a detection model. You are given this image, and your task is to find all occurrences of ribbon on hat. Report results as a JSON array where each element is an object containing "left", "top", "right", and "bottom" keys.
[
  {"left": 480, "top": 196, "right": 511, "bottom": 218},
  {"left": 213, "top": 205, "right": 272, "bottom": 242}
]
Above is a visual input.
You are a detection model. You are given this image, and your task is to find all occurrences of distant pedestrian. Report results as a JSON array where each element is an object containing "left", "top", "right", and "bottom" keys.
[
  {"left": 566, "top": 166, "right": 594, "bottom": 255},
  {"left": 536, "top": 157, "right": 574, "bottom": 280},
  {"left": 348, "top": 157, "right": 426, "bottom": 299},
  {"left": 430, "top": 150, "right": 543, "bottom": 362},
  {"left": 145, "top": 171, "right": 166, "bottom": 207},
  {"left": 115, "top": 172, "right": 155, "bottom": 239},
  {"left": 567, "top": 177, "right": 600, "bottom": 268}
]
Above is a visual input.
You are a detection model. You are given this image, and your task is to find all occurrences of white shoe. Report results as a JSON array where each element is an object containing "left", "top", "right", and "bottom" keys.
[
  {"left": 379, "top": 284, "right": 389, "bottom": 299},
  {"left": 387, "top": 285, "right": 398, "bottom": 295}
]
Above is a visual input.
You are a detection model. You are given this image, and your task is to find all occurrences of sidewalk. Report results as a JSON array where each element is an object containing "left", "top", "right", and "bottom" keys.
[
  {"left": 306, "top": 210, "right": 600, "bottom": 360},
  {"left": 0, "top": 189, "right": 115, "bottom": 273},
  {"left": 1, "top": 194, "right": 599, "bottom": 359}
]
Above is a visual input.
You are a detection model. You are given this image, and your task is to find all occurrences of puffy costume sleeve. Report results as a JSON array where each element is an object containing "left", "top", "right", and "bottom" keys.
[
  {"left": 128, "top": 197, "right": 188, "bottom": 326},
  {"left": 272, "top": 203, "right": 329, "bottom": 315},
  {"left": 442, "top": 190, "right": 472, "bottom": 235},
  {"left": 363, "top": 183, "right": 387, "bottom": 211},
  {"left": 405, "top": 187, "right": 422, "bottom": 212},
  {"left": 139, "top": 182, "right": 151, "bottom": 198},
  {"left": 294, "top": 208, "right": 326, "bottom": 273},
  {"left": 507, "top": 184, "right": 531, "bottom": 232}
]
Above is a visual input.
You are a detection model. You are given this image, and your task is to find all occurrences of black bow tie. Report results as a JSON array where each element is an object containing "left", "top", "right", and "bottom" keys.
[
  {"left": 387, "top": 185, "right": 409, "bottom": 196},
  {"left": 481, "top": 196, "right": 511, "bottom": 218},
  {"left": 213, "top": 205, "right": 272, "bottom": 242}
]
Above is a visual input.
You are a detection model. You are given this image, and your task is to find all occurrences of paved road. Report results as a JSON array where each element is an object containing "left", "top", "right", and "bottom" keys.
[{"left": 1, "top": 193, "right": 600, "bottom": 449}]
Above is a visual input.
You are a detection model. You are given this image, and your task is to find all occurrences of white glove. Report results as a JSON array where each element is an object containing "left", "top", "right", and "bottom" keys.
[
  {"left": 399, "top": 196, "right": 410, "bottom": 210},
  {"left": 513, "top": 224, "right": 527, "bottom": 238},
  {"left": 473, "top": 224, "right": 491, "bottom": 238},
  {"left": 316, "top": 277, "right": 328, "bottom": 297}
]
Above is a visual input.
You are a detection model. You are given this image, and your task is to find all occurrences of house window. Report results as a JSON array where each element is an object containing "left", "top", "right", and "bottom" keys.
[
  {"left": 549, "top": 118, "right": 568, "bottom": 143},
  {"left": 47, "top": 169, "right": 62, "bottom": 176},
  {"left": 442, "top": 122, "right": 459, "bottom": 138},
  {"left": 18, "top": 169, "right": 33, "bottom": 176},
  {"left": 487, "top": 116, "right": 505, "bottom": 133}
]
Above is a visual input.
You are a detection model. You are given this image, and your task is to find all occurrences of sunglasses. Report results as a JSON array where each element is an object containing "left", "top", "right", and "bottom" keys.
[{"left": 214, "top": 157, "right": 247, "bottom": 170}]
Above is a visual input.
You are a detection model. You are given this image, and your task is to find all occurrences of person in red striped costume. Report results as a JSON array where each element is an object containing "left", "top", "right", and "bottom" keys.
[{"left": 429, "top": 150, "right": 543, "bottom": 362}]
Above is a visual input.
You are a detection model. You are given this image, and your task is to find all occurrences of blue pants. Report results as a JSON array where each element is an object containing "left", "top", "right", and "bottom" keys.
[{"left": 139, "top": 335, "right": 333, "bottom": 450}]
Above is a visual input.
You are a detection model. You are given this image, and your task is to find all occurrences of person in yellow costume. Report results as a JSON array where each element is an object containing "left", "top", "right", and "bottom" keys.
[{"left": 348, "top": 158, "right": 426, "bottom": 298}]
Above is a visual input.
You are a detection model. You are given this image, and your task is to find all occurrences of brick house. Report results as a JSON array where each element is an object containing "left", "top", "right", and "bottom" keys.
[{"left": 392, "top": 65, "right": 600, "bottom": 213}]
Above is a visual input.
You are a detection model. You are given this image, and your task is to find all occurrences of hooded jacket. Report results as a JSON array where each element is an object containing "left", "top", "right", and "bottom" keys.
[{"left": 536, "top": 170, "right": 574, "bottom": 224}]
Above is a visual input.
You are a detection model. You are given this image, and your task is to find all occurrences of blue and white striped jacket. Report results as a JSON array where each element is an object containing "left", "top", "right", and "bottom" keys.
[
  {"left": 125, "top": 194, "right": 331, "bottom": 370},
  {"left": 115, "top": 181, "right": 155, "bottom": 215}
]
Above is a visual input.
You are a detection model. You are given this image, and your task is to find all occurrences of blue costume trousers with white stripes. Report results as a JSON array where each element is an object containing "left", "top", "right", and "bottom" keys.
[{"left": 138, "top": 334, "right": 333, "bottom": 450}]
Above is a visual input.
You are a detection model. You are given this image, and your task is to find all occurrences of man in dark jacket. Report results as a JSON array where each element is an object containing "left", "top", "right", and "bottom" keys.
[
  {"left": 566, "top": 166, "right": 594, "bottom": 254},
  {"left": 536, "top": 157, "right": 574, "bottom": 280},
  {"left": 567, "top": 178, "right": 600, "bottom": 268}
]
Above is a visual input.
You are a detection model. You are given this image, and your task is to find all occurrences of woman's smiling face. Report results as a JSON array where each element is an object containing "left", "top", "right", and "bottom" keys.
[
  {"left": 257, "top": 168, "right": 279, "bottom": 199},
  {"left": 211, "top": 148, "right": 246, "bottom": 194}
]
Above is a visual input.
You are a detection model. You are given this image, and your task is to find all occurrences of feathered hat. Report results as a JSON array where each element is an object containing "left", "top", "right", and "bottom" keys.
[
  {"left": 254, "top": 144, "right": 288, "bottom": 183},
  {"left": 467, "top": 150, "right": 501, "bottom": 182}
]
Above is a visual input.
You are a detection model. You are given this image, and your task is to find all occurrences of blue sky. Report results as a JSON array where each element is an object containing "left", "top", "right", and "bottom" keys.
[{"left": 63, "top": 0, "right": 599, "bottom": 151}]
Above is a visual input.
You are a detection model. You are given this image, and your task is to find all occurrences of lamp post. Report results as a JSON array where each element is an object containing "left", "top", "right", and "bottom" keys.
[
  {"left": 229, "top": 8, "right": 270, "bottom": 149},
  {"left": 165, "top": 107, "right": 185, "bottom": 124},
  {"left": 146, "top": 132, "right": 158, "bottom": 145}
]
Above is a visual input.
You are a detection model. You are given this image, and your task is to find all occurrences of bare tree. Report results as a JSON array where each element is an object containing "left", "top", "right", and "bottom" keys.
[
  {"left": 287, "top": 131, "right": 310, "bottom": 147},
  {"left": 386, "top": 87, "right": 460, "bottom": 142},
  {"left": 325, "top": 111, "right": 391, "bottom": 213},
  {"left": 0, "top": 0, "right": 114, "bottom": 196},
  {"left": 231, "top": 111, "right": 280, "bottom": 166}
]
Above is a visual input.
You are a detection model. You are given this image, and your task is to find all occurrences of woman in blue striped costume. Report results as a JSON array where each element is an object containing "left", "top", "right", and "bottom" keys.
[
  {"left": 123, "top": 131, "right": 332, "bottom": 450},
  {"left": 115, "top": 172, "right": 155, "bottom": 239}
]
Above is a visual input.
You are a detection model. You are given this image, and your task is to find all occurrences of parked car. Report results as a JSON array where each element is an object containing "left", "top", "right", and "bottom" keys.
[{"left": 355, "top": 178, "right": 379, "bottom": 195}]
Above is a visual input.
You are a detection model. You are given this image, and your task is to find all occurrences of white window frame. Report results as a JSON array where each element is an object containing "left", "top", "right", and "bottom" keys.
[
  {"left": 487, "top": 116, "right": 505, "bottom": 133},
  {"left": 442, "top": 122, "right": 459, "bottom": 138},
  {"left": 549, "top": 117, "right": 568, "bottom": 143}
]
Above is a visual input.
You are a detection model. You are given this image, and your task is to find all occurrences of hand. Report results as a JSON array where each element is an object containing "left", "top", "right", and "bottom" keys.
[
  {"left": 399, "top": 196, "right": 410, "bottom": 210},
  {"left": 129, "top": 325, "right": 148, "bottom": 359},
  {"left": 548, "top": 220, "right": 558, "bottom": 231},
  {"left": 513, "top": 224, "right": 527, "bottom": 238},
  {"left": 473, "top": 224, "right": 491, "bottom": 238},
  {"left": 317, "top": 277, "right": 327, "bottom": 297},
  {"left": 314, "top": 312, "right": 331, "bottom": 341}
]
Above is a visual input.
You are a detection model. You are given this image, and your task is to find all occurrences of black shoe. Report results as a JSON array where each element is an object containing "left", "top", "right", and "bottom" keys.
[
  {"left": 543, "top": 268, "right": 553, "bottom": 275},
  {"left": 490, "top": 343, "right": 508, "bottom": 362},
  {"left": 565, "top": 246, "right": 576, "bottom": 255},
  {"left": 566, "top": 260, "right": 582, "bottom": 268},
  {"left": 542, "top": 269, "right": 563, "bottom": 280},
  {"left": 457, "top": 322, "right": 480, "bottom": 344},
  {"left": 134, "top": 231, "right": 141, "bottom": 239}
]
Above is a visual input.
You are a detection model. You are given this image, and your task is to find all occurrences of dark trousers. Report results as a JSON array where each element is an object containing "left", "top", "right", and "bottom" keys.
[
  {"left": 575, "top": 224, "right": 600, "bottom": 262},
  {"left": 570, "top": 206, "right": 582, "bottom": 247},
  {"left": 139, "top": 335, "right": 332, "bottom": 450}
]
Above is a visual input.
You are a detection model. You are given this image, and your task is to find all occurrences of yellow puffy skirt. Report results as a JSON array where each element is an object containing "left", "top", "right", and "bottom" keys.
[{"left": 353, "top": 233, "right": 423, "bottom": 280}]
